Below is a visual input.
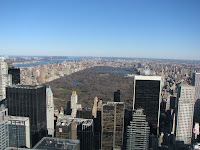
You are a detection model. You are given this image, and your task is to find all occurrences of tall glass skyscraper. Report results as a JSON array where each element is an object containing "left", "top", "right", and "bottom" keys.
[
  {"left": 6, "top": 85, "right": 47, "bottom": 147},
  {"left": 133, "top": 75, "right": 161, "bottom": 135}
]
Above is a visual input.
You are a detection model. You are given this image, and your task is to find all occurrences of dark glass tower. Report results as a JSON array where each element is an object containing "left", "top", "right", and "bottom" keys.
[
  {"left": 114, "top": 90, "right": 120, "bottom": 102},
  {"left": 133, "top": 75, "right": 161, "bottom": 135},
  {"left": 6, "top": 85, "right": 47, "bottom": 147},
  {"left": 8, "top": 68, "right": 20, "bottom": 85}
]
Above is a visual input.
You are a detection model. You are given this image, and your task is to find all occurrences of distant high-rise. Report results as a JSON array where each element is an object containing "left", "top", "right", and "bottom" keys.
[
  {"left": 8, "top": 68, "right": 20, "bottom": 85},
  {"left": 76, "top": 108, "right": 93, "bottom": 119},
  {"left": 6, "top": 85, "right": 47, "bottom": 147},
  {"left": 101, "top": 102, "right": 124, "bottom": 150},
  {"left": 133, "top": 75, "right": 161, "bottom": 135},
  {"left": 114, "top": 90, "right": 120, "bottom": 102},
  {"left": 193, "top": 73, "right": 200, "bottom": 101},
  {"left": 8, "top": 116, "right": 30, "bottom": 148},
  {"left": 71, "top": 91, "right": 82, "bottom": 118},
  {"left": 0, "top": 106, "right": 9, "bottom": 150},
  {"left": 126, "top": 109, "right": 150, "bottom": 150},
  {"left": 175, "top": 84, "right": 195, "bottom": 145},
  {"left": 0, "top": 57, "right": 12, "bottom": 101},
  {"left": 92, "top": 97, "right": 102, "bottom": 150},
  {"left": 193, "top": 73, "right": 200, "bottom": 123},
  {"left": 46, "top": 87, "right": 54, "bottom": 137}
]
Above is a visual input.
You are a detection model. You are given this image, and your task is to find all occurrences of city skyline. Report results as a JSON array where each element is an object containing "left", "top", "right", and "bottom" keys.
[{"left": 0, "top": 0, "right": 200, "bottom": 60}]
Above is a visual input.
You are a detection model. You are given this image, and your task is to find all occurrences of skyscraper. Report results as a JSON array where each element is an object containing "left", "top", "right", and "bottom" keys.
[
  {"left": 6, "top": 85, "right": 47, "bottom": 147},
  {"left": 114, "top": 90, "right": 120, "bottom": 102},
  {"left": 126, "top": 109, "right": 150, "bottom": 150},
  {"left": 133, "top": 75, "right": 161, "bottom": 135},
  {"left": 8, "top": 68, "right": 20, "bottom": 85},
  {"left": 0, "top": 57, "right": 12, "bottom": 102},
  {"left": 175, "top": 84, "right": 195, "bottom": 145},
  {"left": 193, "top": 73, "right": 200, "bottom": 101},
  {"left": 56, "top": 116, "right": 93, "bottom": 150},
  {"left": 101, "top": 102, "right": 124, "bottom": 150},
  {"left": 71, "top": 91, "right": 81, "bottom": 118},
  {"left": 193, "top": 73, "right": 200, "bottom": 123},
  {"left": 0, "top": 106, "right": 9, "bottom": 150},
  {"left": 46, "top": 87, "right": 54, "bottom": 137}
]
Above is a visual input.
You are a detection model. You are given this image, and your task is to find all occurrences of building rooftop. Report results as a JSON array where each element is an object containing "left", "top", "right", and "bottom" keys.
[
  {"left": 0, "top": 57, "right": 6, "bottom": 61},
  {"left": 46, "top": 87, "right": 53, "bottom": 94},
  {"left": 7, "top": 85, "right": 45, "bottom": 89},
  {"left": 57, "top": 116, "right": 93, "bottom": 127},
  {"left": 33, "top": 137, "right": 80, "bottom": 150},
  {"left": 134, "top": 75, "right": 161, "bottom": 81},
  {"left": 8, "top": 116, "right": 29, "bottom": 122}
]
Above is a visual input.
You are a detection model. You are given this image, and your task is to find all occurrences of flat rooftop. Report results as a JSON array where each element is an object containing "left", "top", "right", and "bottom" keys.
[
  {"left": 33, "top": 137, "right": 80, "bottom": 150},
  {"left": 134, "top": 75, "right": 161, "bottom": 81},
  {"left": 7, "top": 85, "right": 45, "bottom": 89},
  {"left": 8, "top": 116, "right": 29, "bottom": 122},
  {"left": 57, "top": 116, "right": 93, "bottom": 127}
]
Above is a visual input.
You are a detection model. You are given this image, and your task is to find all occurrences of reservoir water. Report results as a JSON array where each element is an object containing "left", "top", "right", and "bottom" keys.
[{"left": 72, "top": 81, "right": 82, "bottom": 84}]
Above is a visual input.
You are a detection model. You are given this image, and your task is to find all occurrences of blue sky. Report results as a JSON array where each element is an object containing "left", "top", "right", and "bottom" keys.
[{"left": 0, "top": 0, "right": 200, "bottom": 60}]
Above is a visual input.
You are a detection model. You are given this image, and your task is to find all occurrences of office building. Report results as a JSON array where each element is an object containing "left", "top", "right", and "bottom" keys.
[
  {"left": 0, "top": 57, "right": 12, "bottom": 101},
  {"left": 101, "top": 102, "right": 124, "bottom": 150},
  {"left": 92, "top": 97, "right": 102, "bottom": 150},
  {"left": 8, "top": 116, "right": 30, "bottom": 148},
  {"left": 6, "top": 85, "right": 47, "bottom": 147},
  {"left": 133, "top": 75, "right": 162, "bottom": 135},
  {"left": 76, "top": 108, "right": 93, "bottom": 119},
  {"left": 46, "top": 87, "right": 54, "bottom": 137},
  {"left": 0, "top": 106, "right": 9, "bottom": 150},
  {"left": 126, "top": 109, "right": 150, "bottom": 150},
  {"left": 8, "top": 68, "right": 20, "bottom": 85},
  {"left": 193, "top": 73, "right": 200, "bottom": 101},
  {"left": 33, "top": 137, "right": 80, "bottom": 150},
  {"left": 71, "top": 91, "right": 82, "bottom": 118},
  {"left": 114, "top": 90, "right": 120, "bottom": 102},
  {"left": 56, "top": 116, "right": 93, "bottom": 150},
  {"left": 175, "top": 84, "right": 195, "bottom": 145},
  {"left": 193, "top": 73, "right": 200, "bottom": 123}
]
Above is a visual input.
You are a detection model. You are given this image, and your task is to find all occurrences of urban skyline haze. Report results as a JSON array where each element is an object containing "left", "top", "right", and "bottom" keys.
[{"left": 0, "top": 0, "right": 200, "bottom": 60}]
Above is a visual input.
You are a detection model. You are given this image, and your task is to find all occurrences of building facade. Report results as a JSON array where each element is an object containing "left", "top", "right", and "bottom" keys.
[
  {"left": 193, "top": 73, "right": 200, "bottom": 101},
  {"left": 126, "top": 109, "right": 150, "bottom": 150},
  {"left": 0, "top": 57, "right": 12, "bottom": 101},
  {"left": 6, "top": 85, "right": 47, "bottom": 147},
  {"left": 46, "top": 87, "right": 54, "bottom": 137},
  {"left": 101, "top": 102, "right": 124, "bottom": 150},
  {"left": 193, "top": 73, "right": 200, "bottom": 123},
  {"left": 8, "top": 116, "right": 30, "bottom": 148},
  {"left": 56, "top": 116, "right": 93, "bottom": 150},
  {"left": 133, "top": 75, "right": 161, "bottom": 135},
  {"left": 8, "top": 68, "right": 20, "bottom": 85},
  {"left": 175, "top": 84, "right": 195, "bottom": 145},
  {"left": 114, "top": 90, "right": 120, "bottom": 102},
  {"left": 71, "top": 91, "right": 82, "bottom": 118},
  {"left": 0, "top": 107, "right": 9, "bottom": 150}
]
